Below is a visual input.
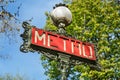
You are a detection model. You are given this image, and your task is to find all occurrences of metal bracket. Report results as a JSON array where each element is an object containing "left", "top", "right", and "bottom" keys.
[
  {"left": 40, "top": 51, "right": 58, "bottom": 60},
  {"left": 20, "top": 21, "right": 34, "bottom": 53}
]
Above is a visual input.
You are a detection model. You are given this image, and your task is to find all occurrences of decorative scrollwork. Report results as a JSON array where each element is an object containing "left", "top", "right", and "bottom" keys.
[
  {"left": 53, "top": 3, "right": 68, "bottom": 9},
  {"left": 20, "top": 21, "right": 34, "bottom": 53},
  {"left": 40, "top": 51, "right": 58, "bottom": 60}
]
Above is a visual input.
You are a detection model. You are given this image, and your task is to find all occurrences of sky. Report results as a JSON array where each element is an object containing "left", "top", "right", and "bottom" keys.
[{"left": 0, "top": 0, "right": 62, "bottom": 80}]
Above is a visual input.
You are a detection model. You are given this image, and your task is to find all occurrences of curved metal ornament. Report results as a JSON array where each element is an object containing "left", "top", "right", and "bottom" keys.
[{"left": 20, "top": 22, "right": 34, "bottom": 53}]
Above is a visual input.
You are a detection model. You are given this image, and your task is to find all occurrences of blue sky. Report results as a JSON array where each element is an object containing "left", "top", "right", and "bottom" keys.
[{"left": 0, "top": 0, "right": 62, "bottom": 80}]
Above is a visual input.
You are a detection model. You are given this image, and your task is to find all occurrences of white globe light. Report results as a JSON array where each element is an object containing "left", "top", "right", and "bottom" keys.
[{"left": 51, "top": 6, "right": 72, "bottom": 27}]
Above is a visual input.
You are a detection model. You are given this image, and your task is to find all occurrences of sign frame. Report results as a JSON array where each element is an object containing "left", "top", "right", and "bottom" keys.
[
  {"left": 20, "top": 22, "right": 101, "bottom": 72},
  {"left": 31, "top": 27, "right": 96, "bottom": 61}
]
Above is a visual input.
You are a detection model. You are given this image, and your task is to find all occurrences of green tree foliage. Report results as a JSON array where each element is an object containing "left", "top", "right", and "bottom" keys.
[
  {"left": 42, "top": 0, "right": 120, "bottom": 80},
  {"left": 0, "top": 74, "right": 27, "bottom": 80}
]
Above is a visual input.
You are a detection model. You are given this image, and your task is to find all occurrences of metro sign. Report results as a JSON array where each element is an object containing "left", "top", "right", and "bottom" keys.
[{"left": 30, "top": 27, "right": 96, "bottom": 61}]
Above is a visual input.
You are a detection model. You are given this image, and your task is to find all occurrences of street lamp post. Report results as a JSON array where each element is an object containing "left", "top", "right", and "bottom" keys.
[
  {"left": 50, "top": 3, "right": 72, "bottom": 80},
  {"left": 20, "top": 3, "right": 100, "bottom": 80}
]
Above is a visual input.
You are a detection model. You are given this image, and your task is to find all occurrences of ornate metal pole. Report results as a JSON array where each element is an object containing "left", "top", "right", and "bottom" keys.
[
  {"left": 50, "top": 3, "right": 72, "bottom": 80},
  {"left": 58, "top": 53, "right": 70, "bottom": 80}
]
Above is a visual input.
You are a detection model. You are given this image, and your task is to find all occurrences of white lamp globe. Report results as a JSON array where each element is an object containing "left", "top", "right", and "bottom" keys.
[{"left": 50, "top": 5, "right": 72, "bottom": 27}]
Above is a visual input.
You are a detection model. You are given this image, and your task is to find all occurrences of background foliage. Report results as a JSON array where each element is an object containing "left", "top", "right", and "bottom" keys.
[
  {"left": 42, "top": 0, "right": 120, "bottom": 80},
  {"left": 0, "top": 74, "right": 28, "bottom": 80},
  {"left": 0, "top": 0, "right": 20, "bottom": 37},
  {"left": 0, "top": 0, "right": 23, "bottom": 79}
]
